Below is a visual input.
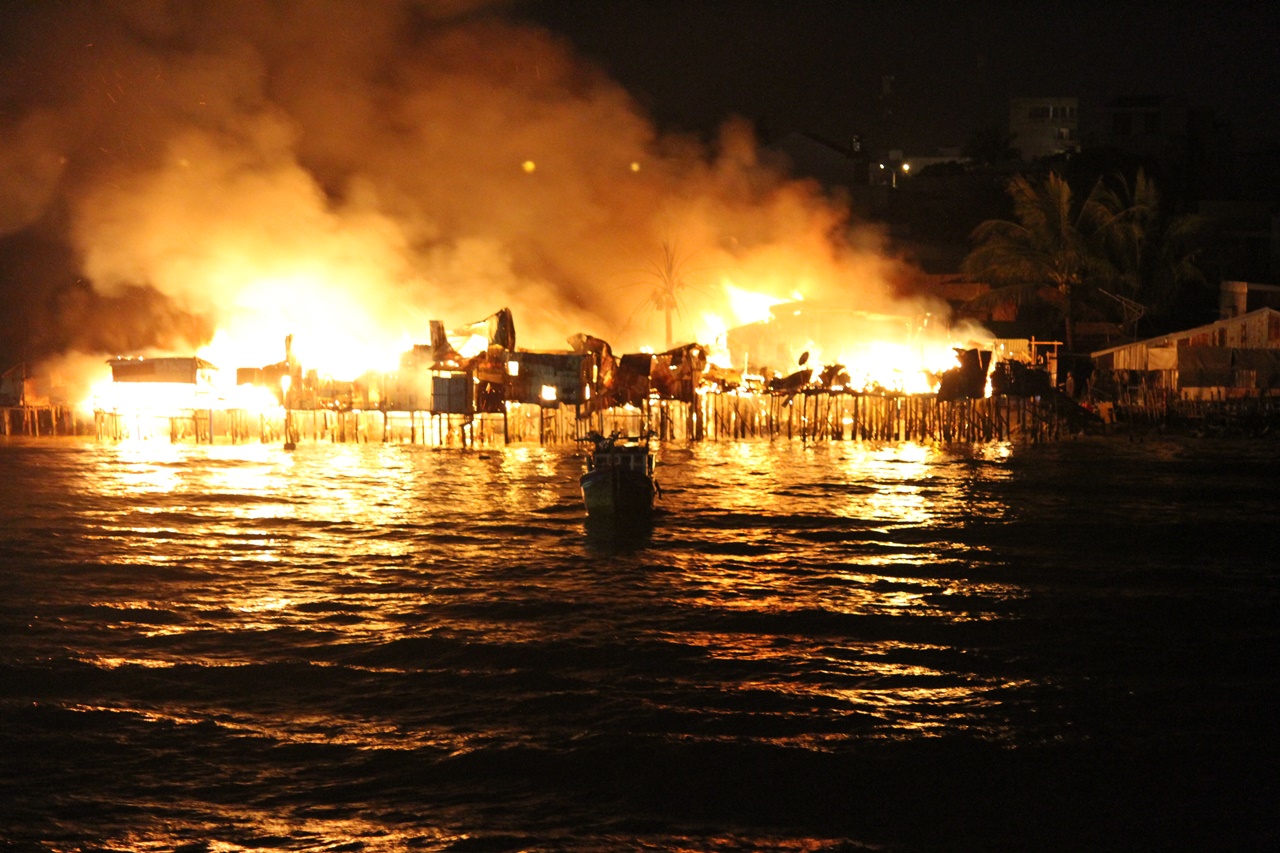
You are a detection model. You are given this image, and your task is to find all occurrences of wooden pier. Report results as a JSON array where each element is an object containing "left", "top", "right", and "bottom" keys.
[
  {"left": 86, "top": 403, "right": 584, "bottom": 448},
  {"left": 3, "top": 390, "right": 1074, "bottom": 447},
  {"left": 1, "top": 406, "right": 93, "bottom": 438},
  {"left": 568, "top": 390, "right": 1066, "bottom": 444}
]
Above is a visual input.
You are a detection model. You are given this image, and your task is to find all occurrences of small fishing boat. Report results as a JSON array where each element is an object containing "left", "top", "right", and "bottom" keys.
[{"left": 578, "top": 431, "right": 657, "bottom": 520}]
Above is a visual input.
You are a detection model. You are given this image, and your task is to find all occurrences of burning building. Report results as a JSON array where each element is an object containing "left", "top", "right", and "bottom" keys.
[
  {"left": 725, "top": 299, "right": 982, "bottom": 395},
  {"left": 0, "top": 0, "right": 986, "bottom": 419},
  {"left": 1, "top": 2, "right": 1080, "bottom": 445},
  {"left": 101, "top": 356, "right": 220, "bottom": 410}
]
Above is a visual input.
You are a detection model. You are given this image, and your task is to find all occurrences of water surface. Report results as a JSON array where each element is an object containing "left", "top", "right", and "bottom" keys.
[{"left": 1, "top": 436, "right": 1276, "bottom": 851}]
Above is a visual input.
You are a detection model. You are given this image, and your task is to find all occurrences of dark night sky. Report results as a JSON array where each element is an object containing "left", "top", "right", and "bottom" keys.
[{"left": 514, "top": 0, "right": 1280, "bottom": 154}]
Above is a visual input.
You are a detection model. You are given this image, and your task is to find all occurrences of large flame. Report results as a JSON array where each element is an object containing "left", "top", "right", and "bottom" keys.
[
  {"left": 694, "top": 281, "right": 987, "bottom": 395},
  {"left": 194, "top": 273, "right": 416, "bottom": 381},
  {"left": 1, "top": 1, "right": 991, "bottom": 416}
]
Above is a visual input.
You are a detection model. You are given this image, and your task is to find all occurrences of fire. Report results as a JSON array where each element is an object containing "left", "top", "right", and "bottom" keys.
[
  {"left": 722, "top": 280, "right": 789, "bottom": 326},
  {"left": 81, "top": 266, "right": 993, "bottom": 433},
  {"left": 195, "top": 273, "right": 416, "bottom": 381},
  {"left": 3, "top": 2, "right": 1015, "bottom": 437},
  {"left": 91, "top": 378, "right": 220, "bottom": 417},
  {"left": 66, "top": 170, "right": 996, "bottom": 426},
  {"left": 83, "top": 259, "right": 432, "bottom": 420},
  {"left": 693, "top": 280, "right": 794, "bottom": 370},
  {"left": 124, "top": 262, "right": 489, "bottom": 429},
  {"left": 825, "top": 338, "right": 972, "bottom": 395},
  {"left": 692, "top": 280, "right": 987, "bottom": 396}
]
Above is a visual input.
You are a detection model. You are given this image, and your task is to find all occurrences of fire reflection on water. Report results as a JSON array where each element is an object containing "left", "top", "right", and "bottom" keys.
[
  {"left": 25, "top": 434, "right": 1263, "bottom": 852},
  {"left": 51, "top": 439, "right": 1037, "bottom": 751},
  {"left": 656, "top": 441, "right": 1032, "bottom": 740}
]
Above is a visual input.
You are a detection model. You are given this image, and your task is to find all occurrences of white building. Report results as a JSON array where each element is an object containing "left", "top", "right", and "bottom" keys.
[{"left": 1091, "top": 307, "right": 1280, "bottom": 398}]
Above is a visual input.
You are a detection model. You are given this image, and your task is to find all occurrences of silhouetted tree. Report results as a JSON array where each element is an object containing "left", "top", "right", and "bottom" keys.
[
  {"left": 1092, "top": 170, "right": 1212, "bottom": 334},
  {"left": 963, "top": 170, "right": 1212, "bottom": 348},
  {"left": 962, "top": 172, "right": 1119, "bottom": 350},
  {"left": 641, "top": 238, "right": 699, "bottom": 349}
]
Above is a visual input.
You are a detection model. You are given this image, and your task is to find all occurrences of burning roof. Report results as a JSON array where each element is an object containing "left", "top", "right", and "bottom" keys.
[{"left": 107, "top": 357, "right": 217, "bottom": 384}]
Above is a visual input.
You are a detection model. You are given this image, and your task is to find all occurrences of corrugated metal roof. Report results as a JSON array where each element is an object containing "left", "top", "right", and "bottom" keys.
[{"left": 1091, "top": 307, "right": 1280, "bottom": 359}]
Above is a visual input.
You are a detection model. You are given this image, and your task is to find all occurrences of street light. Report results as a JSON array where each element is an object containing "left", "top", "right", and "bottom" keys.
[{"left": 892, "top": 160, "right": 910, "bottom": 188}]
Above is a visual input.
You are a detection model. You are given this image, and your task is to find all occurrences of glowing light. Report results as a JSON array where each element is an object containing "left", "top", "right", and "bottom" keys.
[
  {"left": 701, "top": 312, "right": 729, "bottom": 348},
  {"left": 456, "top": 334, "right": 489, "bottom": 359},
  {"left": 522, "top": 160, "right": 536, "bottom": 173},
  {"left": 194, "top": 272, "right": 415, "bottom": 382},
  {"left": 93, "top": 381, "right": 220, "bottom": 416},
  {"left": 540, "top": 384, "right": 557, "bottom": 403},
  {"left": 227, "top": 382, "right": 281, "bottom": 411},
  {"left": 723, "top": 281, "right": 788, "bottom": 326}
]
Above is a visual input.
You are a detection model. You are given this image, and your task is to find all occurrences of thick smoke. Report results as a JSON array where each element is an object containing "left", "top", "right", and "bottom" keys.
[{"left": 0, "top": 0, "right": 930, "bottom": 382}]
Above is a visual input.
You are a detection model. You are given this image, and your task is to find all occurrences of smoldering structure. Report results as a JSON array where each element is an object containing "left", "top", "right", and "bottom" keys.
[{"left": 69, "top": 302, "right": 1071, "bottom": 446}]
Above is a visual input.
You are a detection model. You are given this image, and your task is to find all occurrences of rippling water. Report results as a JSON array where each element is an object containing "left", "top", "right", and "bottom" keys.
[{"left": 1, "top": 436, "right": 1277, "bottom": 852}]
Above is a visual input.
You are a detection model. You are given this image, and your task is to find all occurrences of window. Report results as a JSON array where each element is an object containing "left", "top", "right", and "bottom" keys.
[
  {"left": 1233, "top": 369, "right": 1257, "bottom": 389},
  {"left": 1028, "top": 106, "right": 1050, "bottom": 119}
]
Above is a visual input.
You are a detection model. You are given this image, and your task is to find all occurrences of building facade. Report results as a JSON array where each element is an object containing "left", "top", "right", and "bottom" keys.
[
  {"left": 1009, "top": 97, "right": 1079, "bottom": 161},
  {"left": 1091, "top": 306, "right": 1280, "bottom": 398}
]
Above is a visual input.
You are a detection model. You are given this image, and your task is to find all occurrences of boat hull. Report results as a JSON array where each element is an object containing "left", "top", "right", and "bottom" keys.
[{"left": 580, "top": 465, "right": 655, "bottom": 519}]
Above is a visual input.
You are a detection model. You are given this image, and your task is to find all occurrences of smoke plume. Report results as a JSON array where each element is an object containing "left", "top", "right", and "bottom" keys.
[{"left": 0, "top": 0, "right": 929, "bottom": 382}]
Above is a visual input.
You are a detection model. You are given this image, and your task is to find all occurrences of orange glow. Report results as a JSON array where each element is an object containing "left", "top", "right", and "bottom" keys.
[
  {"left": 820, "top": 337, "right": 976, "bottom": 395},
  {"left": 694, "top": 278, "right": 990, "bottom": 395},
  {"left": 194, "top": 271, "right": 415, "bottom": 380},
  {"left": 721, "top": 280, "right": 790, "bottom": 326},
  {"left": 75, "top": 245, "right": 993, "bottom": 423},
  {"left": 92, "top": 380, "right": 219, "bottom": 415}
]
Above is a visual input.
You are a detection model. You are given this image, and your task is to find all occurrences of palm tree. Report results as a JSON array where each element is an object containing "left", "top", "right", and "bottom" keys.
[
  {"left": 962, "top": 171, "right": 1120, "bottom": 351},
  {"left": 964, "top": 170, "right": 1213, "bottom": 348},
  {"left": 1091, "top": 170, "right": 1212, "bottom": 333},
  {"left": 630, "top": 237, "right": 705, "bottom": 350}
]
